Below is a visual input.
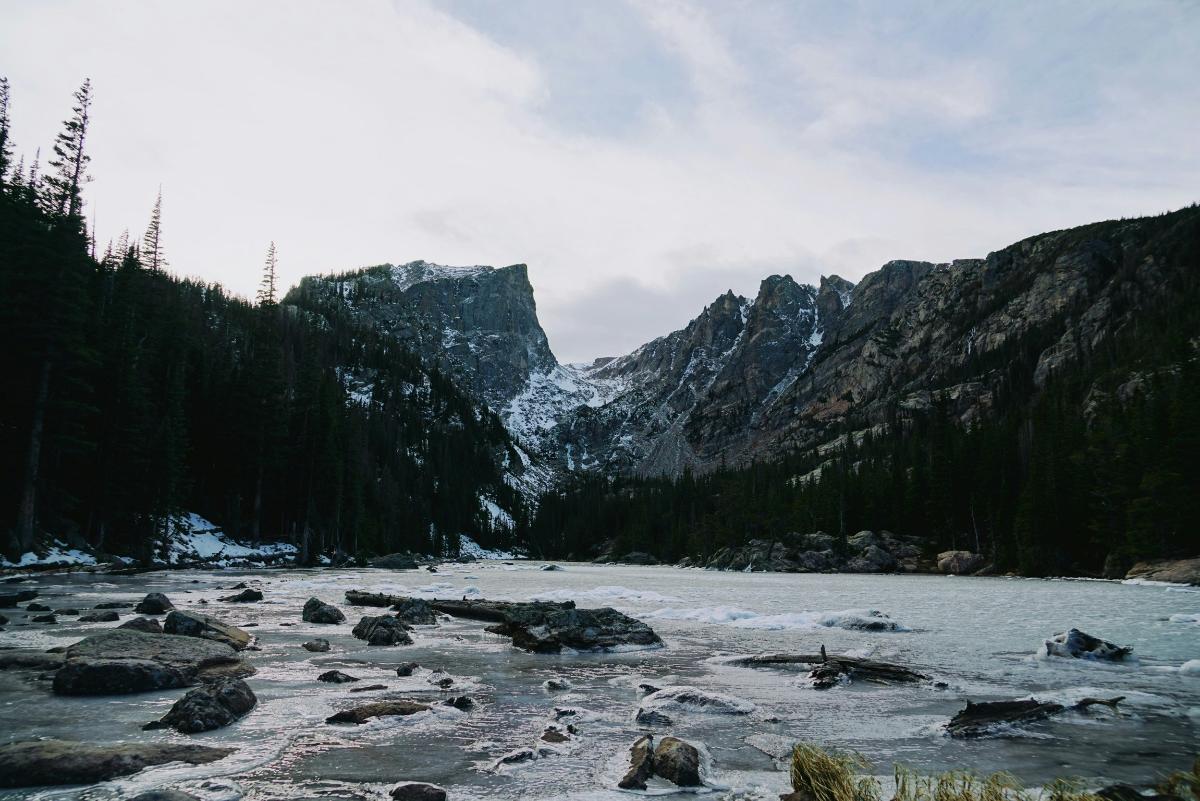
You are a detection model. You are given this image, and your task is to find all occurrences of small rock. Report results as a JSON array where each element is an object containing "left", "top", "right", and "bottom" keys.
[
  {"left": 637, "top": 682, "right": 661, "bottom": 695},
  {"left": 0, "top": 590, "right": 38, "bottom": 607},
  {"left": 55, "top": 608, "right": 79, "bottom": 615},
  {"left": 78, "top": 610, "right": 120, "bottom": 623},
  {"left": 541, "top": 727, "right": 570, "bottom": 743},
  {"left": 543, "top": 678, "right": 571, "bottom": 692},
  {"left": 443, "top": 695, "right": 473, "bottom": 710},
  {"left": 937, "top": 550, "right": 985, "bottom": 575},
  {"left": 1044, "top": 629, "right": 1132, "bottom": 661},
  {"left": 0, "top": 613, "right": 8, "bottom": 625},
  {"left": 349, "top": 683, "right": 389, "bottom": 693},
  {"left": 390, "top": 783, "right": 447, "bottom": 801},
  {"left": 119, "top": 617, "right": 163, "bottom": 634},
  {"left": 618, "top": 734, "right": 655, "bottom": 790},
  {"left": 396, "top": 661, "right": 420, "bottom": 677},
  {"left": 540, "top": 564, "right": 562, "bottom": 571},
  {"left": 94, "top": 601, "right": 131, "bottom": 609},
  {"left": 392, "top": 598, "right": 437, "bottom": 625},
  {"left": 325, "top": 699, "right": 430, "bottom": 724},
  {"left": 352, "top": 615, "right": 413, "bottom": 646},
  {"left": 635, "top": 708, "right": 673, "bottom": 727},
  {"left": 25, "top": 602, "right": 52, "bottom": 612},
  {"left": 653, "top": 736, "right": 702, "bottom": 786},
  {"left": 134, "top": 593, "right": 174, "bottom": 615},
  {"left": 302, "top": 639, "right": 331, "bottom": 652},
  {"left": 317, "top": 670, "right": 359, "bottom": 684},
  {"left": 219, "top": 589, "right": 263, "bottom": 603},
  {"left": 32, "top": 614, "right": 57, "bottom": 624},
  {"left": 302, "top": 597, "right": 346, "bottom": 624},
  {"left": 150, "top": 677, "right": 257, "bottom": 733}
]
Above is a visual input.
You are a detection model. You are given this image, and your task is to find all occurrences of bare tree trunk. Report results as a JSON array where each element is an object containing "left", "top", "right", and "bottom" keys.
[{"left": 13, "top": 359, "right": 51, "bottom": 556}]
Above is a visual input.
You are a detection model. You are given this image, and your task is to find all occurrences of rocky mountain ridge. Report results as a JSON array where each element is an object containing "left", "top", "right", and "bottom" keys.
[{"left": 291, "top": 206, "right": 1199, "bottom": 486}]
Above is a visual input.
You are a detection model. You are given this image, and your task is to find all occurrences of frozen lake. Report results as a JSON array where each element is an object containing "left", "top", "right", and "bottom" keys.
[{"left": 1, "top": 563, "right": 1198, "bottom": 799}]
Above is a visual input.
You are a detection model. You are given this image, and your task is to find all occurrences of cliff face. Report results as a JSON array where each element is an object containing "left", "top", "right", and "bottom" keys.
[{"left": 293, "top": 206, "right": 1199, "bottom": 483}]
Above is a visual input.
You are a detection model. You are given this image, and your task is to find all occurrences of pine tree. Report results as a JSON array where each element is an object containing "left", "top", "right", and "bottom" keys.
[
  {"left": 141, "top": 188, "right": 167, "bottom": 272},
  {"left": 43, "top": 79, "right": 92, "bottom": 220},
  {"left": 0, "top": 77, "right": 13, "bottom": 188},
  {"left": 257, "top": 242, "right": 278, "bottom": 306}
]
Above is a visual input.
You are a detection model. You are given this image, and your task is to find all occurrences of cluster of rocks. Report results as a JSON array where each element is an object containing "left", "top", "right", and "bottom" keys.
[
  {"left": 618, "top": 735, "right": 703, "bottom": 789},
  {"left": 681, "top": 531, "right": 932, "bottom": 574}
]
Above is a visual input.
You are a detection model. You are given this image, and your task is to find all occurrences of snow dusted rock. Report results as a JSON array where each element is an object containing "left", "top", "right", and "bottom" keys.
[
  {"left": 1043, "top": 629, "right": 1132, "bottom": 661},
  {"left": 164, "top": 611, "right": 252, "bottom": 651},
  {"left": 78, "top": 610, "right": 119, "bottom": 623},
  {"left": 302, "top": 597, "right": 346, "bottom": 624},
  {"left": 937, "top": 550, "right": 985, "bottom": 575},
  {"left": 947, "top": 696, "right": 1123, "bottom": 738},
  {"left": 641, "top": 686, "right": 754, "bottom": 715},
  {"left": 0, "top": 739, "right": 233, "bottom": 788},
  {"left": 352, "top": 615, "right": 413, "bottom": 646},
  {"left": 486, "top": 605, "right": 663, "bottom": 653},
  {"left": 148, "top": 677, "right": 256, "bottom": 733},
  {"left": 1179, "top": 660, "right": 1200, "bottom": 677},
  {"left": 134, "top": 593, "right": 174, "bottom": 615}
]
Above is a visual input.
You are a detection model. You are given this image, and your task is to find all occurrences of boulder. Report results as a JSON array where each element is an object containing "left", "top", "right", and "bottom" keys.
[
  {"left": 350, "top": 683, "right": 389, "bottom": 693},
  {"left": 635, "top": 708, "right": 673, "bottom": 727},
  {"left": 53, "top": 628, "right": 248, "bottom": 695},
  {"left": 318, "top": 670, "right": 360, "bottom": 683},
  {"left": 150, "top": 677, "right": 257, "bottom": 733},
  {"left": 129, "top": 791, "right": 203, "bottom": 801},
  {"left": 119, "top": 616, "right": 163, "bottom": 634},
  {"left": 94, "top": 601, "right": 131, "bottom": 609},
  {"left": 543, "top": 678, "right": 571, "bottom": 692},
  {"left": 25, "top": 602, "right": 52, "bottom": 612},
  {"left": 653, "top": 736, "right": 702, "bottom": 786},
  {"left": 847, "top": 530, "right": 878, "bottom": 550},
  {"left": 164, "top": 611, "right": 252, "bottom": 650},
  {"left": 219, "top": 588, "right": 263, "bottom": 603},
  {"left": 303, "top": 638, "right": 331, "bottom": 652},
  {"left": 443, "top": 695, "right": 473, "bottom": 710},
  {"left": 1125, "top": 557, "right": 1200, "bottom": 586},
  {"left": 456, "top": 553, "right": 477, "bottom": 563},
  {"left": 390, "top": 783, "right": 448, "bottom": 801},
  {"left": 486, "top": 606, "right": 662, "bottom": 653},
  {"left": 795, "top": 550, "right": 836, "bottom": 572},
  {"left": 641, "top": 686, "right": 754, "bottom": 715},
  {"left": 303, "top": 597, "right": 346, "bottom": 624},
  {"left": 369, "top": 553, "right": 419, "bottom": 570},
  {"left": 0, "top": 590, "right": 38, "bottom": 607},
  {"left": 1043, "top": 628, "right": 1132, "bottom": 661},
  {"left": 937, "top": 550, "right": 985, "bottom": 575},
  {"left": 620, "top": 551, "right": 659, "bottom": 565},
  {"left": 392, "top": 598, "right": 437, "bottom": 625},
  {"left": 804, "top": 532, "right": 838, "bottom": 551},
  {"left": 0, "top": 739, "right": 232, "bottom": 787},
  {"left": 325, "top": 699, "right": 430, "bottom": 724},
  {"left": 32, "top": 614, "right": 57, "bottom": 623},
  {"left": 617, "top": 735, "right": 656, "bottom": 790},
  {"left": 0, "top": 612, "right": 8, "bottom": 625},
  {"left": 352, "top": 615, "right": 413, "bottom": 646},
  {"left": 846, "top": 544, "right": 897, "bottom": 573},
  {"left": 396, "top": 661, "right": 420, "bottom": 677},
  {"left": 134, "top": 593, "right": 174, "bottom": 615},
  {"left": 78, "top": 610, "right": 120, "bottom": 623}
]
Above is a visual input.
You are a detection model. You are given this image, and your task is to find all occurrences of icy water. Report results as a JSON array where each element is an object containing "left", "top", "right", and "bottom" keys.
[{"left": 1, "top": 564, "right": 1198, "bottom": 800}]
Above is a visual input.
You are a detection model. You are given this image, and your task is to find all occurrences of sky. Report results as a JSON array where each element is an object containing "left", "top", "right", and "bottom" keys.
[{"left": 2, "top": 1, "right": 1198, "bottom": 363}]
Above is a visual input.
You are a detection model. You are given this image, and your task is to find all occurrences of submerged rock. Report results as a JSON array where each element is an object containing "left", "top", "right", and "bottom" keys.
[
  {"left": 52, "top": 628, "right": 249, "bottom": 696},
  {"left": 164, "top": 611, "right": 252, "bottom": 651},
  {"left": 350, "top": 683, "right": 389, "bottom": 693},
  {"left": 641, "top": 686, "right": 754, "bottom": 715},
  {"left": 134, "top": 593, "right": 174, "bottom": 615},
  {"left": 149, "top": 677, "right": 257, "bottom": 733},
  {"left": 303, "top": 638, "right": 331, "bottom": 652},
  {"left": 653, "top": 736, "right": 702, "bottom": 787},
  {"left": 390, "top": 783, "right": 448, "bottom": 801},
  {"left": 25, "top": 602, "right": 51, "bottom": 612},
  {"left": 129, "top": 791, "right": 203, "bottom": 801},
  {"left": 1044, "top": 629, "right": 1132, "bottom": 661},
  {"left": 31, "top": 614, "right": 57, "bottom": 623},
  {"left": 0, "top": 590, "right": 38, "bottom": 607},
  {"left": 78, "top": 610, "right": 119, "bottom": 623},
  {"left": 318, "top": 670, "right": 360, "bottom": 683},
  {"left": 352, "top": 615, "right": 413, "bottom": 646},
  {"left": 635, "top": 708, "right": 673, "bottom": 727},
  {"left": 119, "top": 616, "right": 163, "bottom": 634},
  {"left": 219, "top": 588, "right": 263, "bottom": 603},
  {"left": 326, "top": 699, "right": 430, "bottom": 724},
  {"left": 302, "top": 597, "right": 346, "bottom": 624},
  {"left": 396, "top": 661, "right": 420, "bottom": 676},
  {"left": 0, "top": 739, "right": 232, "bottom": 787},
  {"left": 543, "top": 678, "right": 572, "bottom": 692}
]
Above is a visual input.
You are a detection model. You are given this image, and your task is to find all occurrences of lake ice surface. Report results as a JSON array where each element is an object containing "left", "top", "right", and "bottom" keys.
[{"left": 1, "top": 564, "right": 1198, "bottom": 800}]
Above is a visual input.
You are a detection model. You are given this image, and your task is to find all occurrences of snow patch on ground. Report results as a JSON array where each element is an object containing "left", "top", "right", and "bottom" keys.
[
  {"left": 0, "top": 540, "right": 98, "bottom": 568},
  {"left": 166, "top": 513, "right": 297, "bottom": 565},
  {"left": 481, "top": 497, "right": 515, "bottom": 530},
  {"left": 458, "top": 535, "right": 517, "bottom": 560},
  {"left": 645, "top": 606, "right": 908, "bottom": 632}
]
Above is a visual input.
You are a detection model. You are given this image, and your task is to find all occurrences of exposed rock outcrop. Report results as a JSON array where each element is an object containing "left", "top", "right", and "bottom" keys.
[
  {"left": 1043, "top": 629, "right": 1132, "bottom": 661},
  {"left": 52, "top": 629, "right": 250, "bottom": 695},
  {"left": 303, "top": 597, "right": 346, "bottom": 624},
  {"left": 164, "top": 611, "right": 252, "bottom": 650},
  {"left": 326, "top": 699, "right": 430, "bottom": 724},
  {"left": 149, "top": 677, "right": 257, "bottom": 733},
  {"left": 134, "top": 593, "right": 174, "bottom": 615},
  {"left": 352, "top": 615, "right": 413, "bottom": 646},
  {"left": 0, "top": 739, "right": 233, "bottom": 787}
]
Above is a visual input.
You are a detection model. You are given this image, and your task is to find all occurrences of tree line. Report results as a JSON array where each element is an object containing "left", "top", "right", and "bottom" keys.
[{"left": 0, "top": 78, "right": 524, "bottom": 563}]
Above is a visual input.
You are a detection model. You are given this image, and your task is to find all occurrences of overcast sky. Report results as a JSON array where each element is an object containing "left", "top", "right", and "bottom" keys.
[{"left": 2, "top": 1, "right": 1197, "bottom": 362}]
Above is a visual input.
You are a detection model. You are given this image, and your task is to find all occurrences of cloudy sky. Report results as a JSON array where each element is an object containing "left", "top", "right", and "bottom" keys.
[{"left": 2, "top": 1, "right": 1197, "bottom": 361}]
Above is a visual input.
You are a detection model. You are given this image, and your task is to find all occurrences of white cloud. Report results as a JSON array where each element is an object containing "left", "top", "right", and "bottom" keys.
[{"left": 2, "top": 0, "right": 1196, "bottom": 362}]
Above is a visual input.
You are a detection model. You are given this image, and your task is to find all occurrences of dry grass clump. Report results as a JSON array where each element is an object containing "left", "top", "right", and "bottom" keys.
[
  {"left": 790, "top": 743, "right": 1114, "bottom": 801},
  {"left": 1157, "top": 756, "right": 1200, "bottom": 801}
]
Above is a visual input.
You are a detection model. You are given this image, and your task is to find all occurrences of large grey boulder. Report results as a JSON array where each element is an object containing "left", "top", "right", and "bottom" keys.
[
  {"left": 302, "top": 597, "right": 346, "bottom": 624},
  {"left": 164, "top": 610, "right": 251, "bottom": 650},
  {"left": 134, "top": 592, "right": 174, "bottom": 615},
  {"left": 149, "top": 677, "right": 257, "bottom": 733},
  {"left": 0, "top": 739, "right": 232, "bottom": 787},
  {"left": 52, "top": 628, "right": 249, "bottom": 696},
  {"left": 937, "top": 550, "right": 985, "bottom": 575},
  {"left": 353, "top": 615, "right": 413, "bottom": 646}
]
